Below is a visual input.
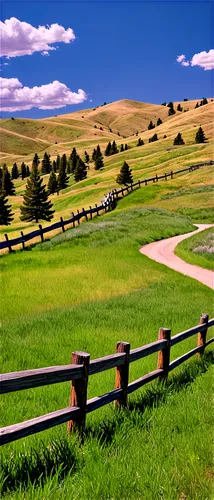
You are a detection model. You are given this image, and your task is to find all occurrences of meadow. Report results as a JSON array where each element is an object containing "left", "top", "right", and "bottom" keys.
[
  {"left": 1, "top": 98, "right": 214, "bottom": 499},
  {"left": 1, "top": 204, "right": 214, "bottom": 499},
  {"left": 175, "top": 227, "right": 214, "bottom": 270}
]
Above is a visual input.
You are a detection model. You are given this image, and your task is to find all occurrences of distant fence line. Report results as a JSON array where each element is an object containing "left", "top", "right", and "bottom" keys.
[
  {"left": 0, "top": 314, "right": 213, "bottom": 445},
  {"left": 1, "top": 160, "right": 213, "bottom": 253}
]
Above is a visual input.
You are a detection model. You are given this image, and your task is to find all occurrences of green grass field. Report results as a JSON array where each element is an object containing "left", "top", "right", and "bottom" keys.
[
  {"left": 175, "top": 227, "right": 214, "bottom": 270},
  {"left": 1, "top": 206, "right": 214, "bottom": 499}
]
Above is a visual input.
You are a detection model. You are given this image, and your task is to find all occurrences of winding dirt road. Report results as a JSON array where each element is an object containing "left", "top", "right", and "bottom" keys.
[{"left": 140, "top": 224, "right": 214, "bottom": 289}]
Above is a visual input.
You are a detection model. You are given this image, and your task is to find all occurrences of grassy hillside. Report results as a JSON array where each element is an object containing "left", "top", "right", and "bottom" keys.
[
  {"left": 1, "top": 205, "right": 214, "bottom": 498},
  {"left": 175, "top": 227, "right": 214, "bottom": 270}
]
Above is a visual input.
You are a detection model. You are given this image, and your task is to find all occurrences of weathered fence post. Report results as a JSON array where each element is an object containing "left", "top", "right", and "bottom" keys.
[
  {"left": 38, "top": 224, "right": 44, "bottom": 243},
  {"left": 20, "top": 231, "right": 25, "bottom": 250},
  {"left": 157, "top": 328, "right": 171, "bottom": 379},
  {"left": 60, "top": 217, "right": 65, "bottom": 232},
  {"left": 165, "top": 173, "right": 167, "bottom": 180},
  {"left": 72, "top": 212, "right": 75, "bottom": 228},
  {"left": 4, "top": 233, "right": 12, "bottom": 253},
  {"left": 145, "top": 179, "right": 147, "bottom": 186},
  {"left": 68, "top": 351, "right": 90, "bottom": 434},
  {"left": 95, "top": 203, "right": 99, "bottom": 216},
  {"left": 89, "top": 206, "right": 93, "bottom": 219},
  {"left": 115, "top": 341, "right": 130, "bottom": 408},
  {"left": 82, "top": 208, "right": 88, "bottom": 221},
  {"left": 77, "top": 210, "right": 80, "bottom": 225},
  {"left": 197, "top": 314, "right": 209, "bottom": 356},
  {"left": 156, "top": 174, "right": 158, "bottom": 182},
  {"left": 138, "top": 180, "right": 141, "bottom": 188},
  {"left": 171, "top": 171, "right": 173, "bottom": 179}
]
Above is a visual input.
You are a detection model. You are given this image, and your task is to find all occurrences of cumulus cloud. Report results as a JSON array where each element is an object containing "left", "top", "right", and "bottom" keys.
[
  {"left": 0, "top": 17, "right": 75, "bottom": 58},
  {"left": 177, "top": 49, "right": 214, "bottom": 70},
  {"left": 191, "top": 49, "right": 214, "bottom": 70},
  {"left": 0, "top": 77, "right": 87, "bottom": 111},
  {"left": 176, "top": 54, "right": 186, "bottom": 63}
]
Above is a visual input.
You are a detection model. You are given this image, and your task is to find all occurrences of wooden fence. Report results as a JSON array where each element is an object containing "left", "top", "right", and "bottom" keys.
[
  {"left": 1, "top": 314, "right": 213, "bottom": 446},
  {"left": 1, "top": 160, "right": 213, "bottom": 253}
]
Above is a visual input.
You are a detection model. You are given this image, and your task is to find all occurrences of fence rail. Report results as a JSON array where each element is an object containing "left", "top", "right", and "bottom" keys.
[
  {"left": 1, "top": 314, "right": 213, "bottom": 445},
  {"left": 1, "top": 160, "right": 213, "bottom": 253}
]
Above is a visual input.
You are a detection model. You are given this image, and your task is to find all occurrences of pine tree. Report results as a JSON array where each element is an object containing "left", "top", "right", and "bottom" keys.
[
  {"left": 124, "top": 144, "right": 128, "bottom": 150},
  {"left": 105, "top": 142, "right": 112, "bottom": 156},
  {"left": 137, "top": 138, "right": 144, "bottom": 146},
  {"left": 32, "top": 153, "right": 40, "bottom": 169},
  {"left": 26, "top": 166, "right": 30, "bottom": 177},
  {"left": 111, "top": 140, "right": 118, "bottom": 154},
  {"left": 11, "top": 163, "right": 19, "bottom": 179},
  {"left": 94, "top": 154, "right": 104, "bottom": 170},
  {"left": 74, "top": 158, "right": 87, "bottom": 181},
  {"left": 120, "top": 144, "right": 124, "bottom": 152},
  {"left": 48, "top": 171, "right": 58, "bottom": 194},
  {"left": 20, "top": 164, "right": 54, "bottom": 223},
  {"left": 0, "top": 192, "right": 14, "bottom": 225},
  {"left": 195, "top": 102, "right": 199, "bottom": 109},
  {"left": 177, "top": 104, "right": 183, "bottom": 112},
  {"left": 173, "top": 132, "right": 185, "bottom": 145},
  {"left": 168, "top": 102, "right": 176, "bottom": 115},
  {"left": 116, "top": 162, "right": 133, "bottom": 186},
  {"left": 200, "top": 97, "right": 208, "bottom": 106},
  {"left": 148, "top": 121, "right": 155, "bottom": 130},
  {"left": 52, "top": 160, "right": 57, "bottom": 173},
  {"left": 41, "top": 152, "right": 52, "bottom": 174},
  {"left": 1, "top": 165, "right": 15, "bottom": 195},
  {"left": 85, "top": 151, "right": 90, "bottom": 165},
  {"left": 70, "top": 148, "right": 78, "bottom": 173},
  {"left": 56, "top": 155, "right": 61, "bottom": 172},
  {"left": 58, "top": 155, "right": 69, "bottom": 190},
  {"left": 21, "top": 162, "right": 27, "bottom": 180},
  {"left": 157, "top": 118, "right": 162, "bottom": 126},
  {"left": 92, "top": 148, "right": 97, "bottom": 162},
  {"left": 195, "top": 127, "right": 206, "bottom": 144},
  {"left": 149, "top": 133, "right": 158, "bottom": 143}
]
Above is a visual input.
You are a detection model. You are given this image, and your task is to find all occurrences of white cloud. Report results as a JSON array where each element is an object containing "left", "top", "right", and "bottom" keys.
[
  {"left": 0, "top": 77, "right": 87, "bottom": 111},
  {"left": 176, "top": 54, "right": 186, "bottom": 63},
  {"left": 177, "top": 49, "right": 214, "bottom": 70},
  {"left": 0, "top": 17, "right": 76, "bottom": 58},
  {"left": 191, "top": 50, "right": 214, "bottom": 70}
]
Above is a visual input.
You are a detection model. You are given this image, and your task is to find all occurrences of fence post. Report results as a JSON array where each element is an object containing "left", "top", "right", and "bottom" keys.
[
  {"left": 165, "top": 173, "right": 167, "bottom": 180},
  {"left": 89, "top": 206, "right": 93, "bottom": 219},
  {"left": 171, "top": 171, "right": 173, "bottom": 179},
  {"left": 157, "top": 328, "right": 171, "bottom": 379},
  {"left": 68, "top": 351, "right": 90, "bottom": 435},
  {"left": 4, "top": 233, "right": 12, "bottom": 253},
  {"left": 115, "top": 341, "right": 130, "bottom": 408},
  {"left": 138, "top": 180, "right": 141, "bottom": 188},
  {"left": 145, "top": 179, "right": 147, "bottom": 186},
  {"left": 60, "top": 217, "right": 65, "bottom": 232},
  {"left": 197, "top": 314, "right": 209, "bottom": 356},
  {"left": 20, "top": 231, "right": 25, "bottom": 250},
  {"left": 38, "top": 224, "right": 44, "bottom": 243},
  {"left": 156, "top": 174, "right": 158, "bottom": 182},
  {"left": 72, "top": 212, "right": 75, "bottom": 228},
  {"left": 77, "top": 210, "right": 80, "bottom": 225},
  {"left": 82, "top": 208, "right": 88, "bottom": 222}
]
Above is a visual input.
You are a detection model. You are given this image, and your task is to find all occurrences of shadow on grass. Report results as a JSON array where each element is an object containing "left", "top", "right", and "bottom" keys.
[{"left": 1, "top": 351, "right": 213, "bottom": 495}]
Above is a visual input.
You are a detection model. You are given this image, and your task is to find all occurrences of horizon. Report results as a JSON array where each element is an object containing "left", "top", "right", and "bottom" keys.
[{"left": 1, "top": 1, "right": 213, "bottom": 119}]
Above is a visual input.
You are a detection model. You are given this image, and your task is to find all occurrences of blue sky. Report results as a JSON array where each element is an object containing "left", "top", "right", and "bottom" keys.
[{"left": 1, "top": 1, "right": 213, "bottom": 118}]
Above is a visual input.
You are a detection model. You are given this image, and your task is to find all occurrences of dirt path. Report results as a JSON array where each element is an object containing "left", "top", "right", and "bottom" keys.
[{"left": 140, "top": 224, "right": 214, "bottom": 289}]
